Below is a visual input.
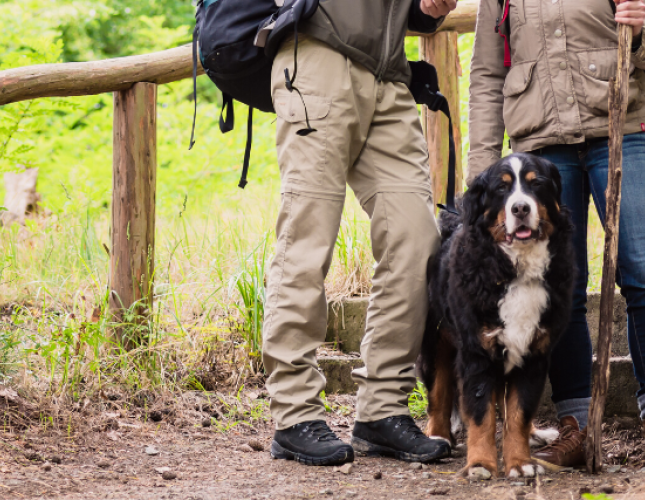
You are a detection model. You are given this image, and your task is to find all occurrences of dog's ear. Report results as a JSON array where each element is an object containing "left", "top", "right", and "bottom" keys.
[
  {"left": 463, "top": 171, "right": 488, "bottom": 226},
  {"left": 537, "top": 156, "right": 562, "bottom": 203}
]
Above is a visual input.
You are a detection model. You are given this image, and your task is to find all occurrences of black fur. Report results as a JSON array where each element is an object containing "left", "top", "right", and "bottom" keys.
[{"left": 419, "top": 153, "right": 575, "bottom": 429}]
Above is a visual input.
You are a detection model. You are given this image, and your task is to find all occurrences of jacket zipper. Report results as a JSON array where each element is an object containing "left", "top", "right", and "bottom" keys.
[{"left": 376, "top": 0, "right": 396, "bottom": 82}]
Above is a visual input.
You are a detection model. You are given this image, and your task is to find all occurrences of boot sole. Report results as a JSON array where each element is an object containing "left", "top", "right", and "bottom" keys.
[
  {"left": 351, "top": 436, "right": 451, "bottom": 463},
  {"left": 531, "top": 457, "right": 578, "bottom": 473},
  {"left": 270, "top": 441, "right": 354, "bottom": 466}
]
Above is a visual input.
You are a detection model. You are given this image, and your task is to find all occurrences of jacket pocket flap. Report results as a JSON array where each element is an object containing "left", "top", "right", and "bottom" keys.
[
  {"left": 503, "top": 61, "right": 537, "bottom": 97},
  {"left": 273, "top": 89, "right": 331, "bottom": 123},
  {"left": 577, "top": 47, "right": 618, "bottom": 81}
]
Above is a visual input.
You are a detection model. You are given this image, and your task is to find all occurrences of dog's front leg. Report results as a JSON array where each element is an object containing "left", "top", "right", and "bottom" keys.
[
  {"left": 503, "top": 356, "right": 548, "bottom": 478},
  {"left": 459, "top": 353, "right": 499, "bottom": 479},
  {"left": 425, "top": 333, "right": 457, "bottom": 443}
]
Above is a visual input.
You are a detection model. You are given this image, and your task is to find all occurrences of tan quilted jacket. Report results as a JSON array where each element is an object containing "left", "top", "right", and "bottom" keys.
[{"left": 468, "top": 0, "right": 645, "bottom": 182}]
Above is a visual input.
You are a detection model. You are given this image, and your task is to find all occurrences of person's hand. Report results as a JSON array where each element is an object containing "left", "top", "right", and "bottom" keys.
[
  {"left": 614, "top": 0, "right": 645, "bottom": 37},
  {"left": 420, "top": 0, "right": 458, "bottom": 18}
]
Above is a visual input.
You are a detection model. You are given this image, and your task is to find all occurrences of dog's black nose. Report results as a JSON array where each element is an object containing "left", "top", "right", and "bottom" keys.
[{"left": 511, "top": 201, "right": 531, "bottom": 218}]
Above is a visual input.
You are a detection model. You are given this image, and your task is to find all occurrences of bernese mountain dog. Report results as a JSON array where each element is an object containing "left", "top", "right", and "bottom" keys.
[{"left": 419, "top": 152, "right": 575, "bottom": 478}]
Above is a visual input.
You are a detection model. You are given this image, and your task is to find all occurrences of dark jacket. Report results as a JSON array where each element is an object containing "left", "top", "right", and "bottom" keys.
[{"left": 300, "top": 0, "right": 444, "bottom": 85}]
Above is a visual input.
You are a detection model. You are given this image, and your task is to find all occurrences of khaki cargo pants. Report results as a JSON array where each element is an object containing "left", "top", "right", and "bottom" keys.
[{"left": 263, "top": 36, "right": 441, "bottom": 429}]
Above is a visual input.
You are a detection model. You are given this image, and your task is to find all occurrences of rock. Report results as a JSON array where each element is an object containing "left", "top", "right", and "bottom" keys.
[
  {"left": 337, "top": 463, "right": 354, "bottom": 475},
  {"left": 319, "top": 489, "right": 333, "bottom": 495},
  {"left": 247, "top": 439, "right": 264, "bottom": 452},
  {"left": 599, "top": 484, "right": 614, "bottom": 494},
  {"left": 373, "top": 471, "right": 382, "bottom": 480},
  {"left": 97, "top": 460, "right": 111, "bottom": 469},
  {"left": 607, "top": 465, "right": 621, "bottom": 473},
  {"left": 421, "top": 472, "right": 432, "bottom": 479},
  {"left": 201, "top": 418, "right": 212, "bottom": 427},
  {"left": 467, "top": 467, "right": 492, "bottom": 481},
  {"left": 410, "top": 462, "right": 423, "bottom": 470},
  {"left": 42, "top": 463, "right": 52, "bottom": 472},
  {"left": 238, "top": 444, "right": 255, "bottom": 453},
  {"left": 428, "top": 487, "right": 450, "bottom": 495},
  {"left": 511, "top": 482, "right": 525, "bottom": 487},
  {"left": 144, "top": 446, "right": 160, "bottom": 456},
  {"left": 620, "top": 467, "right": 627, "bottom": 473},
  {"left": 149, "top": 411, "right": 163, "bottom": 422},
  {"left": 50, "top": 456, "right": 62, "bottom": 464},
  {"left": 24, "top": 451, "right": 42, "bottom": 461},
  {"left": 161, "top": 470, "right": 177, "bottom": 480},
  {"left": 155, "top": 467, "right": 171, "bottom": 474},
  {"left": 2, "top": 168, "right": 42, "bottom": 227}
]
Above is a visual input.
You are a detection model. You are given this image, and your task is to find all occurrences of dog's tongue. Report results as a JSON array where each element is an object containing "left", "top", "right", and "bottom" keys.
[{"left": 515, "top": 227, "right": 532, "bottom": 239}]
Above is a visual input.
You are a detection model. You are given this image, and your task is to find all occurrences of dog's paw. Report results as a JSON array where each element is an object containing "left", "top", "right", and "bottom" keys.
[
  {"left": 529, "top": 427, "right": 559, "bottom": 447},
  {"left": 465, "top": 466, "right": 494, "bottom": 481},
  {"left": 506, "top": 463, "right": 545, "bottom": 478}
]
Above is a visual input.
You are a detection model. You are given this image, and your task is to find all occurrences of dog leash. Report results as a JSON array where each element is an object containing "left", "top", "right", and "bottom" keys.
[{"left": 408, "top": 61, "right": 457, "bottom": 215}]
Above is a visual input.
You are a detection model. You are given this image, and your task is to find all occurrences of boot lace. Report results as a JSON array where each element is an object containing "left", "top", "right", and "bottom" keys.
[
  {"left": 388, "top": 415, "right": 426, "bottom": 440},
  {"left": 299, "top": 421, "right": 339, "bottom": 442}
]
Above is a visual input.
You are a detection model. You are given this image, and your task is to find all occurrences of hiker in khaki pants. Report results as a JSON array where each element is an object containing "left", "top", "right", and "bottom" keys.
[{"left": 263, "top": 0, "right": 458, "bottom": 466}]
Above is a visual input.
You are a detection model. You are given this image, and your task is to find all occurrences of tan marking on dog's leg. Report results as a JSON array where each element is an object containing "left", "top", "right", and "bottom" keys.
[
  {"left": 462, "top": 393, "right": 498, "bottom": 477},
  {"left": 425, "top": 334, "right": 456, "bottom": 443},
  {"left": 503, "top": 386, "right": 534, "bottom": 477}
]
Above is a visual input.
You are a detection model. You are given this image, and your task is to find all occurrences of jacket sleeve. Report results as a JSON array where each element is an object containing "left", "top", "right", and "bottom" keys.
[
  {"left": 408, "top": 0, "right": 445, "bottom": 34},
  {"left": 631, "top": 29, "right": 645, "bottom": 69},
  {"left": 467, "top": 0, "right": 509, "bottom": 185}
]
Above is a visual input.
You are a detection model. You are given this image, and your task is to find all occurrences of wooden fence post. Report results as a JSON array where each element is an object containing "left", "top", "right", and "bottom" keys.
[
  {"left": 109, "top": 82, "right": 157, "bottom": 348},
  {"left": 420, "top": 32, "right": 463, "bottom": 205}
]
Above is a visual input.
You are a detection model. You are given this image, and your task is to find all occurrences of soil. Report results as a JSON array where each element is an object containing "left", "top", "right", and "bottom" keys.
[{"left": 1, "top": 392, "right": 645, "bottom": 500}]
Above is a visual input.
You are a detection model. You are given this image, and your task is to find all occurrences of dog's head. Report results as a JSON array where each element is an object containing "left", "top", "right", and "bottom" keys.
[{"left": 463, "top": 153, "right": 563, "bottom": 245}]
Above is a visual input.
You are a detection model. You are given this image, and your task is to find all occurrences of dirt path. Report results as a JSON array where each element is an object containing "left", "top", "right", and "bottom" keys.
[{"left": 1, "top": 394, "right": 644, "bottom": 500}]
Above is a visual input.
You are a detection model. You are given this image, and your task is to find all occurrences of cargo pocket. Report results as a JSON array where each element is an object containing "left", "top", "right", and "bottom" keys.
[
  {"left": 503, "top": 60, "right": 545, "bottom": 139},
  {"left": 578, "top": 48, "right": 644, "bottom": 117},
  {"left": 273, "top": 89, "right": 332, "bottom": 188}
]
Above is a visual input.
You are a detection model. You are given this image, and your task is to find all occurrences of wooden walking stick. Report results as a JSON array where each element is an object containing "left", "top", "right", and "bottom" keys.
[{"left": 585, "top": 22, "right": 633, "bottom": 474}]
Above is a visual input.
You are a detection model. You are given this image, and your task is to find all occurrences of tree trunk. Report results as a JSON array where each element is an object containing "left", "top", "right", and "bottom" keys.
[
  {"left": 585, "top": 23, "right": 633, "bottom": 474},
  {"left": 420, "top": 31, "right": 463, "bottom": 207},
  {"left": 109, "top": 82, "right": 157, "bottom": 349}
]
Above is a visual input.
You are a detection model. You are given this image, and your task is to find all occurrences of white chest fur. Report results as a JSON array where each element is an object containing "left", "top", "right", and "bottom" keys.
[{"left": 497, "top": 240, "right": 551, "bottom": 373}]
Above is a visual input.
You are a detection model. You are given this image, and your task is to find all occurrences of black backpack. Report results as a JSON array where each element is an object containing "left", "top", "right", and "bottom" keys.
[{"left": 189, "top": 0, "right": 319, "bottom": 188}]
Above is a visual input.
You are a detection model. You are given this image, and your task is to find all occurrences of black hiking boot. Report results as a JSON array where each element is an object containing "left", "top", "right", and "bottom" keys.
[
  {"left": 271, "top": 420, "right": 354, "bottom": 466},
  {"left": 352, "top": 415, "right": 451, "bottom": 463}
]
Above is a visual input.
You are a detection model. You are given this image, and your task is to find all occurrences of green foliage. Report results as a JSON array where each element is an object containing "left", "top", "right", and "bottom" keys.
[
  {"left": 582, "top": 494, "right": 613, "bottom": 500},
  {"left": 408, "top": 381, "right": 429, "bottom": 419},
  {"left": 228, "top": 232, "right": 271, "bottom": 358}
]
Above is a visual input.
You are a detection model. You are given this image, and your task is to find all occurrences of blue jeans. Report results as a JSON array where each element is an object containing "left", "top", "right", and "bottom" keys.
[{"left": 534, "top": 132, "right": 645, "bottom": 421}]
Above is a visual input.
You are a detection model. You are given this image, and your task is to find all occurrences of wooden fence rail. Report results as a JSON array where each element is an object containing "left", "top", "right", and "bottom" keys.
[{"left": 0, "top": 0, "right": 479, "bottom": 339}]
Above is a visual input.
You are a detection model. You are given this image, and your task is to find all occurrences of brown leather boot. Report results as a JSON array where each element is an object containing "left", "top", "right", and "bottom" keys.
[{"left": 532, "top": 416, "right": 587, "bottom": 471}]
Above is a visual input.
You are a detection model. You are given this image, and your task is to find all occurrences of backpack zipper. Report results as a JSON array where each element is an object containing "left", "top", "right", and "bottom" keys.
[{"left": 376, "top": 0, "right": 396, "bottom": 82}]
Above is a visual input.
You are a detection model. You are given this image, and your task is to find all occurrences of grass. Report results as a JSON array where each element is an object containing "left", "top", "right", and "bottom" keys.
[{"left": 0, "top": 34, "right": 607, "bottom": 420}]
